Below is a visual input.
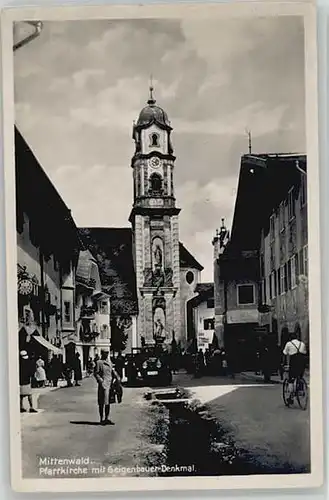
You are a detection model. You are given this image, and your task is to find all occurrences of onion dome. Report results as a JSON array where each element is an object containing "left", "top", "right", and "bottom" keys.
[{"left": 136, "top": 84, "right": 172, "bottom": 130}]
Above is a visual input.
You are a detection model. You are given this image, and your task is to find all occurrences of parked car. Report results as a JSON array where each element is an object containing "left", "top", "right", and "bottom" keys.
[
  {"left": 126, "top": 345, "right": 173, "bottom": 386},
  {"left": 140, "top": 350, "right": 173, "bottom": 386}
]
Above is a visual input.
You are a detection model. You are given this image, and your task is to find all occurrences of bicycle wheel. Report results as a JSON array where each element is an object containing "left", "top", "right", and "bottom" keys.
[
  {"left": 283, "top": 378, "right": 292, "bottom": 407},
  {"left": 296, "top": 378, "right": 308, "bottom": 410}
]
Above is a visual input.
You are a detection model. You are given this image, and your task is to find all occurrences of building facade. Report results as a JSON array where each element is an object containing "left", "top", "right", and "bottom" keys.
[
  {"left": 257, "top": 155, "right": 308, "bottom": 347},
  {"left": 186, "top": 283, "right": 214, "bottom": 352},
  {"left": 213, "top": 153, "right": 308, "bottom": 369},
  {"left": 74, "top": 249, "right": 111, "bottom": 370},
  {"left": 16, "top": 128, "right": 80, "bottom": 363}
]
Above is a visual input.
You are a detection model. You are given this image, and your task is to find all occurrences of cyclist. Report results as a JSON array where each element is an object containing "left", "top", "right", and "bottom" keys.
[{"left": 282, "top": 328, "right": 307, "bottom": 405}]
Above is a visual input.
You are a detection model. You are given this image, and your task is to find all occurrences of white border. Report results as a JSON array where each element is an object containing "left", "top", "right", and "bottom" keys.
[{"left": 0, "top": 0, "right": 323, "bottom": 493}]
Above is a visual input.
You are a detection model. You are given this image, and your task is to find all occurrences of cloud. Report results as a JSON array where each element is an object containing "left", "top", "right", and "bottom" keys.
[
  {"left": 51, "top": 164, "right": 133, "bottom": 228},
  {"left": 14, "top": 16, "right": 306, "bottom": 281}
]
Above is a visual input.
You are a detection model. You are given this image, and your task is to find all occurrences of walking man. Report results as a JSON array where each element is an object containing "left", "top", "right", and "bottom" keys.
[
  {"left": 94, "top": 348, "right": 121, "bottom": 426},
  {"left": 19, "top": 350, "right": 37, "bottom": 413},
  {"left": 73, "top": 352, "right": 82, "bottom": 386}
]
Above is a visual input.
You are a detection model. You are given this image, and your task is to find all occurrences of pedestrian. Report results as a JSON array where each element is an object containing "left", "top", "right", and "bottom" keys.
[
  {"left": 63, "top": 362, "right": 73, "bottom": 387},
  {"left": 94, "top": 348, "right": 121, "bottom": 425},
  {"left": 34, "top": 356, "right": 47, "bottom": 388},
  {"left": 114, "top": 353, "right": 125, "bottom": 379},
  {"left": 204, "top": 348, "right": 211, "bottom": 374},
  {"left": 19, "top": 350, "right": 37, "bottom": 413},
  {"left": 48, "top": 355, "right": 62, "bottom": 387},
  {"left": 221, "top": 350, "right": 228, "bottom": 376},
  {"left": 87, "top": 357, "right": 95, "bottom": 377},
  {"left": 73, "top": 352, "right": 82, "bottom": 386}
]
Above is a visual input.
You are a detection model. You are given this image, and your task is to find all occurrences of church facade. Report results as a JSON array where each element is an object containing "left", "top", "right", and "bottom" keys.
[
  {"left": 129, "top": 86, "right": 182, "bottom": 346},
  {"left": 79, "top": 87, "right": 203, "bottom": 350}
]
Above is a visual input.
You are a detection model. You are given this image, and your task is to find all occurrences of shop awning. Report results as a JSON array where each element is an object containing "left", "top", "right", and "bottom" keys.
[{"left": 32, "top": 335, "right": 62, "bottom": 355}]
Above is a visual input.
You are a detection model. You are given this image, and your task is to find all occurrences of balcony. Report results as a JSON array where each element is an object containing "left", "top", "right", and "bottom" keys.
[{"left": 80, "top": 306, "right": 96, "bottom": 320}]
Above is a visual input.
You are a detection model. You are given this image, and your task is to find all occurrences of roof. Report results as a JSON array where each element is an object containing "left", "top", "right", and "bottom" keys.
[
  {"left": 179, "top": 242, "right": 204, "bottom": 271},
  {"left": 187, "top": 282, "right": 214, "bottom": 308},
  {"left": 76, "top": 249, "right": 102, "bottom": 291},
  {"left": 78, "top": 228, "right": 138, "bottom": 317},
  {"left": 15, "top": 127, "right": 81, "bottom": 261},
  {"left": 195, "top": 282, "right": 214, "bottom": 295},
  {"left": 227, "top": 153, "right": 307, "bottom": 253},
  {"left": 135, "top": 92, "right": 172, "bottom": 131}
]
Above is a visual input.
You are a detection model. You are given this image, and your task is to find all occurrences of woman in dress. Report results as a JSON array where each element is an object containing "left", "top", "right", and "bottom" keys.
[{"left": 34, "top": 356, "right": 47, "bottom": 388}]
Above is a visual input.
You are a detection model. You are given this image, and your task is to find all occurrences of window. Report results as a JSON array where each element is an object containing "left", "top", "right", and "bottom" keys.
[
  {"left": 277, "top": 268, "right": 281, "bottom": 295},
  {"left": 279, "top": 202, "right": 285, "bottom": 232},
  {"left": 207, "top": 298, "right": 214, "bottom": 309},
  {"left": 287, "top": 260, "right": 292, "bottom": 290},
  {"left": 186, "top": 271, "right": 194, "bottom": 285},
  {"left": 273, "top": 271, "right": 278, "bottom": 297},
  {"left": 303, "top": 245, "right": 308, "bottom": 277},
  {"left": 284, "top": 263, "right": 288, "bottom": 292},
  {"left": 101, "top": 324, "right": 109, "bottom": 338},
  {"left": 271, "top": 271, "right": 276, "bottom": 299},
  {"left": 270, "top": 214, "right": 275, "bottom": 241},
  {"left": 269, "top": 274, "right": 272, "bottom": 300},
  {"left": 237, "top": 284, "right": 255, "bottom": 305},
  {"left": 270, "top": 243, "right": 275, "bottom": 269},
  {"left": 288, "top": 188, "right": 296, "bottom": 220},
  {"left": 261, "top": 279, "right": 266, "bottom": 304},
  {"left": 150, "top": 133, "right": 160, "bottom": 147},
  {"left": 280, "top": 266, "right": 285, "bottom": 295},
  {"left": 149, "top": 173, "right": 162, "bottom": 193},
  {"left": 99, "top": 300, "right": 108, "bottom": 315},
  {"left": 203, "top": 318, "right": 215, "bottom": 330},
  {"left": 291, "top": 255, "right": 297, "bottom": 288},
  {"left": 63, "top": 301, "right": 71, "bottom": 323},
  {"left": 301, "top": 174, "right": 307, "bottom": 207},
  {"left": 260, "top": 254, "right": 265, "bottom": 279},
  {"left": 295, "top": 252, "right": 299, "bottom": 278},
  {"left": 299, "top": 245, "right": 308, "bottom": 276}
]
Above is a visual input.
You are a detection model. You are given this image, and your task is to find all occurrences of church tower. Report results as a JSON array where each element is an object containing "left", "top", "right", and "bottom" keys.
[{"left": 129, "top": 84, "right": 181, "bottom": 346}]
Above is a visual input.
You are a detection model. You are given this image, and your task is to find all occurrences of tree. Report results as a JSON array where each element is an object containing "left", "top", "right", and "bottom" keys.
[{"left": 110, "top": 315, "right": 131, "bottom": 354}]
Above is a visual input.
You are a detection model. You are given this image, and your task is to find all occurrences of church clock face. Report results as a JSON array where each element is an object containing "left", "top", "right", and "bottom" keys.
[{"left": 149, "top": 157, "right": 160, "bottom": 168}]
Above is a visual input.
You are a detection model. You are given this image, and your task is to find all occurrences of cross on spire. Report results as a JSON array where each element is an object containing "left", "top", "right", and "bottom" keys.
[{"left": 148, "top": 74, "right": 156, "bottom": 105}]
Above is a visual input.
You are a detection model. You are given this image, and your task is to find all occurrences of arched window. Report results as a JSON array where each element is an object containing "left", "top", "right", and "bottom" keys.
[
  {"left": 186, "top": 271, "right": 194, "bottom": 285},
  {"left": 149, "top": 173, "right": 162, "bottom": 193},
  {"left": 150, "top": 133, "right": 160, "bottom": 147}
]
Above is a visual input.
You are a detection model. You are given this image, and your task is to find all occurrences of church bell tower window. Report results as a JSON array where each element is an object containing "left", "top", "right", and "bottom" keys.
[
  {"left": 150, "top": 133, "right": 160, "bottom": 147},
  {"left": 149, "top": 172, "right": 162, "bottom": 194}
]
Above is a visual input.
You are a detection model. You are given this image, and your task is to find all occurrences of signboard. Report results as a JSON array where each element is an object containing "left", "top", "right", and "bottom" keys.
[
  {"left": 226, "top": 309, "right": 258, "bottom": 324},
  {"left": 197, "top": 331, "right": 213, "bottom": 349}
]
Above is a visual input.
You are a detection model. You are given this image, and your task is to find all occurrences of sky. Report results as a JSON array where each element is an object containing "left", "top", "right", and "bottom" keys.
[{"left": 14, "top": 16, "right": 306, "bottom": 282}]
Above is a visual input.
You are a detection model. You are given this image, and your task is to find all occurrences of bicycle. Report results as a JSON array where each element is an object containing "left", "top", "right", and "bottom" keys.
[{"left": 282, "top": 366, "right": 308, "bottom": 410}]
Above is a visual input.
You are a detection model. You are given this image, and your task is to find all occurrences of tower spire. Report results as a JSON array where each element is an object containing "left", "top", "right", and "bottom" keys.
[
  {"left": 148, "top": 74, "right": 156, "bottom": 105},
  {"left": 245, "top": 128, "right": 252, "bottom": 154}
]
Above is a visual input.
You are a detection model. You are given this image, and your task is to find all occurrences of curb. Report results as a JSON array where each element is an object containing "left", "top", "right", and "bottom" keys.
[
  {"left": 240, "top": 372, "right": 310, "bottom": 386},
  {"left": 239, "top": 372, "right": 283, "bottom": 385}
]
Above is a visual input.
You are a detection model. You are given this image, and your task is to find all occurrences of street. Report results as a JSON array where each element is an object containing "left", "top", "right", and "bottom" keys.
[
  {"left": 21, "top": 377, "right": 166, "bottom": 478},
  {"left": 179, "top": 373, "right": 310, "bottom": 473},
  {"left": 21, "top": 371, "right": 310, "bottom": 478}
]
